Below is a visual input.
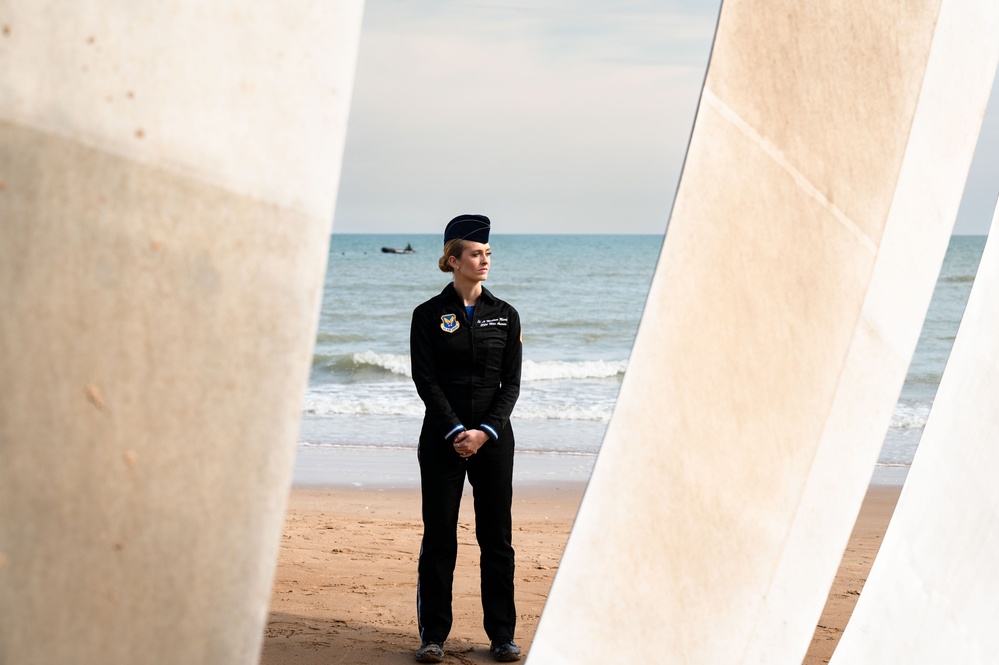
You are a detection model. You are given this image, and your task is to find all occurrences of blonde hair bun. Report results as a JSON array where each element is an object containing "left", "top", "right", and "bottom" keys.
[{"left": 439, "top": 238, "right": 466, "bottom": 273}]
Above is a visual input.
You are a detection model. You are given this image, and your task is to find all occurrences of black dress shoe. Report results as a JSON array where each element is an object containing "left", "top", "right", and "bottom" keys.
[
  {"left": 415, "top": 641, "right": 445, "bottom": 663},
  {"left": 490, "top": 640, "right": 522, "bottom": 662}
]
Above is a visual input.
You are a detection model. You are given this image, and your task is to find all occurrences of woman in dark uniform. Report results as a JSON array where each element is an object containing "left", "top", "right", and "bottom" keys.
[{"left": 410, "top": 214, "right": 523, "bottom": 663}]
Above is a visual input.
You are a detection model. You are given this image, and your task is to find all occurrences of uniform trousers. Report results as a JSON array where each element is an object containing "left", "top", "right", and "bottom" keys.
[{"left": 417, "top": 423, "right": 516, "bottom": 645}]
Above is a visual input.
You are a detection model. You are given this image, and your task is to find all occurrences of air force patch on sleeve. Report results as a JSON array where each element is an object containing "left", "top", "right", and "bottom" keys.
[{"left": 440, "top": 314, "right": 459, "bottom": 333}]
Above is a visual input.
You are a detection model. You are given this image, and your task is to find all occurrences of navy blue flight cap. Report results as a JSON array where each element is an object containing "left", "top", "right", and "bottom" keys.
[{"left": 444, "top": 214, "right": 490, "bottom": 244}]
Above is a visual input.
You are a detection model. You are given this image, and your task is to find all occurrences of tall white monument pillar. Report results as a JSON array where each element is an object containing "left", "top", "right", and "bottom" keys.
[
  {"left": 531, "top": 1, "right": 998, "bottom": 663},
  {"left": 832, "top": 198, "right": 999, "bottom": 664},
  {"left": 0, "top": 2, "right": 364, "bottom": 663}
]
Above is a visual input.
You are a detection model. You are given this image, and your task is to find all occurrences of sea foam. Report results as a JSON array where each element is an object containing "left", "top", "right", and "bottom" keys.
[
  {"left": 315, "top": 351, "right": 627, "bottom": 383},
  {"left": 522, "top": 359, "right": 626, "bottom": 381}
]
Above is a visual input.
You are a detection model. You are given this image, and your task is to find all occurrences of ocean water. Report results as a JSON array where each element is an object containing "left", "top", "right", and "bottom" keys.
[
  {"left": 880, "top": 235, "right": 986, "bottom": 467},
  {"left": 301, "top": 233, "right": 657, "bottom": 455},
  {"left": 300, "top": 233, "right": 986, "bottom": 472}
]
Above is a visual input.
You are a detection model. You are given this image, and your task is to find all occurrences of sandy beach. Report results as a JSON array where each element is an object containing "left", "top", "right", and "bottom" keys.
[
  {"left": 262, "top": 482, "right": 583, "bottom": 664},
  {"left": 262, "top": 450, "right": 899, "bottom": 664}
]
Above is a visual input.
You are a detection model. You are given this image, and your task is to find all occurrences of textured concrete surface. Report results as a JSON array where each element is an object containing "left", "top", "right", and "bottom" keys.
[
  {"left": 832, "top": 199, "right": 999, "bottom": 664},
  {"left": 530, "top": 1, "right": 998, "bottom": 663},
  {"left": 0, "top": 2, "right": 364, "bottom": 663}
]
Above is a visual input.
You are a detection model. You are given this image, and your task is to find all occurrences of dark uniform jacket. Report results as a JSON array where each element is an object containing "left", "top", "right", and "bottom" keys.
[{"left": 411, "top": 283, "right": 522, "bottom": 442}]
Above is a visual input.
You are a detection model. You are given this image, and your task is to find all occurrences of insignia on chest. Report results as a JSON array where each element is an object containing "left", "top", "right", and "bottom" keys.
[{"left": 440, "top": 314, "right": 459, "bottom": 333}]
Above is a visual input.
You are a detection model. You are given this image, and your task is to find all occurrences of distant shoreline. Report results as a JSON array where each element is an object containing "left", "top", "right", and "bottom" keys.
[
  {"left": 292, "top": 444, "right": 906, "bottom": 489},
  {"left": 324, "top": 231, "right": 987, "bottom": 237}
]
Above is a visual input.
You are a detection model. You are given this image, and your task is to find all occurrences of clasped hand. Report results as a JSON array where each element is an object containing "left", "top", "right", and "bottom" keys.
[{"left": 454, "top": 429, "right": 488, "bottom": 458}]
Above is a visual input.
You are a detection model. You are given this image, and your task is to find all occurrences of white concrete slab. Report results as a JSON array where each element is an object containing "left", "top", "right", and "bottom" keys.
[
  {"left": 530, "top": 1, "right": 998, "bottom": 663},
  {"left": 831, "top": 198, "right": 999, "bottom": 664},
  {"left": 0, "top": 2, "right": 364, "bottom": 664}
]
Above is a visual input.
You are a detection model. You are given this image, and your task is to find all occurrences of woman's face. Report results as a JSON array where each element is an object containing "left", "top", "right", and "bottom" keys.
[{"left": 450, "top": 242, "right": 491, "bottom": 283}]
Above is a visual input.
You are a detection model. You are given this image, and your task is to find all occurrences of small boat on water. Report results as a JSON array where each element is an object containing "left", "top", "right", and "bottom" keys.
[{"left": 382, "top": 243, "right": 416, "bottom": 254}]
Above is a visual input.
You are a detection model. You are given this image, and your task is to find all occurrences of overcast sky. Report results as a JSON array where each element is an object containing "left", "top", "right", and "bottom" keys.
[{"left": 332, "top": 1, "right": 998, "bottom": 235}]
